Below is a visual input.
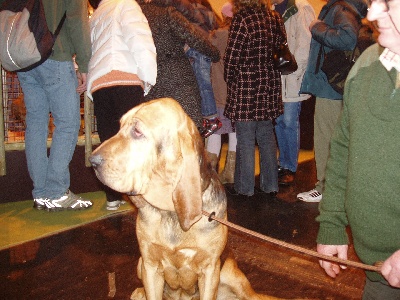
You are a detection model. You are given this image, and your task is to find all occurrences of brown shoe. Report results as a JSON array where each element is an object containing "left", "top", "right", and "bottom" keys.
[{"left": 278, "top": 169, "right": 295, "bottom": 185}]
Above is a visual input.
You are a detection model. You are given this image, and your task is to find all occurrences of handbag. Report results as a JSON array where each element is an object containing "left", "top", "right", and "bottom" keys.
[
  {"left": 271, "top": 10, "right": 297, "bottom": 75},
  {"left": 273, "top": 42, "right": 298, "bottom": 75},
  {"left": 320, "top": 49, "right": 355, "bottom": 95}
]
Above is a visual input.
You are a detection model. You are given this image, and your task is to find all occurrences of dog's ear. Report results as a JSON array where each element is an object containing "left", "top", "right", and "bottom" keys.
[{"left": 172, "top": 117, "right": 203, "bottom": 232}]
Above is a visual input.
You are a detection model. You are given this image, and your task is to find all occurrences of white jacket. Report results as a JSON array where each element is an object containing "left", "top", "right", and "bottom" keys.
[
  {"left": 87, "top": 0, "right": 157, "bottom": 99},
  {"left": 281, "top": 0, "right": 315, "bottom": 102}
]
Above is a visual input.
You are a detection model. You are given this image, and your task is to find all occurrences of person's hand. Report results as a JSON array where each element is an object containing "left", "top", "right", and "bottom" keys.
[
  {"left": 317, "top": 244, "right": 349, "bottom": 278},
  {"left": 381, "top": 250, "right": 400, "bottom": 288},
  {"left": 76, "top": 72, "right": 87, "bottom": 95},
  {"left": 309, "top": 19, "right": 322, "bottom": 31}
]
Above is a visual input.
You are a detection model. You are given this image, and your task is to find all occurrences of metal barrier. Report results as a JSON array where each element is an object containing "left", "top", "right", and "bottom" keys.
[{"left": 0, "top": 67, "right": 99, "bottom": 176}]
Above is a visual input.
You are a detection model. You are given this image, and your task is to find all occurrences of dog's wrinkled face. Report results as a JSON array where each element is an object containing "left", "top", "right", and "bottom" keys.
[
  {"left": 90, "top": 98, "right": 206, "bottom": 230},
  {"left": 92, "top": 102, "right": 172, "bottom": 197}
]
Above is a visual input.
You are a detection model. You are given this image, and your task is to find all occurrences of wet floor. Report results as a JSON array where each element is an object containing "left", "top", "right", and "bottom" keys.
[{"left": 0, "top": 160, "right": 366, "bottom": 300}]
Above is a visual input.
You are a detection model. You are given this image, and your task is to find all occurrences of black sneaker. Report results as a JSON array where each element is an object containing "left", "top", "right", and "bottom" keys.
[
  {"left": 200, "top": 118, "right": 222, "bottom": 138},
  {"left": 278, "top": 169, "right": 295, "bottom": 185}
]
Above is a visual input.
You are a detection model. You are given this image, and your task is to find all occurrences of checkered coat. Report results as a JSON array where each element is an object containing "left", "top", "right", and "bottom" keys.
[{"left": 224, "top": 7, "right": 285, "bottom": 121}]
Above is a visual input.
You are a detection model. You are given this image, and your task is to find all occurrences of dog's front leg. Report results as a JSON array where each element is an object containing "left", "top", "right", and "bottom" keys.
[
  {"left": 141, "top": 261, "right": 165, "bottom": 300},
  {"left": 198, "top": 260, "right": 221, "bottom": 300}
]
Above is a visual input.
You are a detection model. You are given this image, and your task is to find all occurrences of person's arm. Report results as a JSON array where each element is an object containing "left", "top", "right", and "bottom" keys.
[
  {"left": 168, "top": 7, "right": 219, "bottom": 62},
  {"left": 310, "top": 4, "right": 359, "bottom": 51},
  {"left": 76, "top": 72, "right": 87, "bottom": 95},
  {"left": 121, "top": 1, "right": 157, "bottom": 90},
  {"left": 315, "top": 70, "right": 352, "bottom": 272},
  {"left": 66, "top": 0, "right": 91, "bottom": 73},
  {"left": 223, "top": 15, "right": 245, "bottom": 82},
  {"left": 290, "top": 3, "right": 315, "bottom": 74}
]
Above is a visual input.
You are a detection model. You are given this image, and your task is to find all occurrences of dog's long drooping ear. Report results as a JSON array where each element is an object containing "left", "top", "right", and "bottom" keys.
[{"left": 171, "top": 110, "right": 204, "bottom": 232}]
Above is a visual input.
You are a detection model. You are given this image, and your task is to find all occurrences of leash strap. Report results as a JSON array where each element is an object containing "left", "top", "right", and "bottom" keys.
[{"left": 202, "top": 210, "right": 382, "bottom": 273}]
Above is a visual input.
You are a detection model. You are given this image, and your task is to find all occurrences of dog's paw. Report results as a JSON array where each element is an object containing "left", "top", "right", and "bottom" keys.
[{"left": 131, "top": 288, "right": 146, "bottom": 300}]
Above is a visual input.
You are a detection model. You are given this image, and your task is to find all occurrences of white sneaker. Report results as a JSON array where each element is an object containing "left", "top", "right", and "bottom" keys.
[
  {"left": 297, "top": 189, "right": 322, "bottom": 203},
  {"left": 46, "top": 190, "right": 93, "bottom": 211},
  {"left": 106, "top": 200, "right": 127, "bottom": 211}
]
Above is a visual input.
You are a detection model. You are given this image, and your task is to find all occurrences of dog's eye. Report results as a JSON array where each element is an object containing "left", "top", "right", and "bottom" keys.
[{"left": 132, "top": 126, "right": 144, "bottom": 139}]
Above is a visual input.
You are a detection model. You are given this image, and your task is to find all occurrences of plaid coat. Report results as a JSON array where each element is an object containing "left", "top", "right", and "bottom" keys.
[{"left": 224, "top": 7, "right": 285, "bottom": 121}]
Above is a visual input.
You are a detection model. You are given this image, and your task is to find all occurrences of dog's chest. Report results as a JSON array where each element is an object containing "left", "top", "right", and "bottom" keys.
[{"left": 136, "top": 206, "right": 226, "bottom": 265}]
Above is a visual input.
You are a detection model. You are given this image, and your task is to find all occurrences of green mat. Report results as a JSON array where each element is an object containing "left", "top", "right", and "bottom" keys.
[{"left": 0, "top": 191, "right": 134, "bottom": 251}]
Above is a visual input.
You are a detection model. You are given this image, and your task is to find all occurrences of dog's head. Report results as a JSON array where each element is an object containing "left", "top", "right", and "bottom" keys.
[{"left": 90, "top": 98, "right": 211, "bottom": 231}]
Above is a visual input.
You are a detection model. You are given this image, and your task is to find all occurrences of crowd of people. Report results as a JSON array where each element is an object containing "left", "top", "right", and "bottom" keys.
[{"left": 7, "top": 0, "right": 400, "bottom": 297}]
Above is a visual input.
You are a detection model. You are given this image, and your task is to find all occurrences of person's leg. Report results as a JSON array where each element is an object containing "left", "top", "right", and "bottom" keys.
[
  {"left": 275, "top": 101, "right": 301, "bottom": 172},
  {"left": 45, "top": 60, "right": 81, "bottom": 199},
  {"left": 228, "top": 132, "right": 237, "bottom": 152},
  {"left": 17, "top": 68, "right": 51, "bottom": 200},
  {"left": 234, "top": 121, "right": 256, "bottom": 196},
  {"left": 19, "top": 59, "right": 92, "bottom": 211},
  {"left": 94, "top": 85, "right": 144, "bottom": 142},
  {"left": 112, "top": 85, "right": 145, "bottom": 122},
  {"left": 93, "top": 88, "right": 118, "bottom": 143},
  {"left": 362, "top": 277, "right": 400, "bottom": 300},
  {"left": 257, "top": 120, "right": 278, "bottom": 194},
  {"left": 206, "top": 134, "right": 222, "bottom": 155},
  {"left": 93, "top": 85, "right": 144, "bottom": 207},
  {"left": 186, "top": 48, "right": 221, "bottom": 138},
  {"left": 314, "top": 97, "right": 343, "bottom": 193},
  {"left": 206, "top": 134, "right": 221, "bottom": 171},
  {"left": 185, "top": 48, "right": 217, "bottom": 117}
]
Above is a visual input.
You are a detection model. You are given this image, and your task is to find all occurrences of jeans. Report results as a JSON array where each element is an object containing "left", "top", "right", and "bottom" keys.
[
  {"left": 275, "top": 102, "right": 302, "bottom": 172},
  {"left": 17, "top": 59, "right": 80, "bottom": 200},
  {"left": 235, "top": 120, "right": 278, "bottom": 196},
  {"left": 186, "top": 47, "right": 217, "bottom": 117}
]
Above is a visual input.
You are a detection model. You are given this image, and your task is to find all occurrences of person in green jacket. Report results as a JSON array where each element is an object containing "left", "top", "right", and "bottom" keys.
[
  {"left": 14, "top": 0, "right": 93, "bottom": 211},
  {"left": 316, "top": 0, "right": 400, "bottom": 298}
]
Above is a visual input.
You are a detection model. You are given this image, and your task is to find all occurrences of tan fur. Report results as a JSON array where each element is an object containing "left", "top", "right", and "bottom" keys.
[{"left": 90, "top": 98, "right": 282, "bottom": 300}]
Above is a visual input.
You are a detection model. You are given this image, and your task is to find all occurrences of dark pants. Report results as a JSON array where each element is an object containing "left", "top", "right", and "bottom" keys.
[
  {"left": 362, "top": 277, "right": 400, "bottom": 300},
  {"left": 92, "top": 85, "right": 144, "bottom": 202}
]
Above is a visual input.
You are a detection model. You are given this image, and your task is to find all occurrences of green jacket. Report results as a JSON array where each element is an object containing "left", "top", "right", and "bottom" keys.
[
  {"left": 317, "top": 43, "right": 400, "bottom": 282},
  {"left": 42, "top": 0, "right": 91, "bottom": 73}
]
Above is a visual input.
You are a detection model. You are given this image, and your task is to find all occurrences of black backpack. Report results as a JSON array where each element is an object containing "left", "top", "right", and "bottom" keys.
[{"left": 0, "top": 0, "right": 66, "bottom": 72}]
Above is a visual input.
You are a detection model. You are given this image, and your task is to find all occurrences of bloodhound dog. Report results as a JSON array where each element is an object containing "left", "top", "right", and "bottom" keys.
[{"left": 89, "top": 98, "right": 282, "bottom": 300}]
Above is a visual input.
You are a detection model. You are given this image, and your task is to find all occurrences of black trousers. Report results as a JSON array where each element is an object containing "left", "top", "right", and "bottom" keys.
[{"left": 92, "top": 85, "right": 144, "bottom": 202}]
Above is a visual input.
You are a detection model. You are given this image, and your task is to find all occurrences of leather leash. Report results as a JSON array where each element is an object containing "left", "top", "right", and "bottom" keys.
[{"left": 202, "top": 210, "right": 382, "bottom": 273}]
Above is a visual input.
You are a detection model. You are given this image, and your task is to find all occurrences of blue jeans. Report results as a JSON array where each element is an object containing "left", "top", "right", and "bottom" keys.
[
  {"left": 17, "top": 59, "right": 80, "bottom": 200},
  {"left": 235, "top": 120, "right": 278, "bottom": 196},
  {"left": 186, "top": 48, "right": 217, "bottom": 117},
  {"left": 275, "top": 102, "right": 302, "bottom": 172}
]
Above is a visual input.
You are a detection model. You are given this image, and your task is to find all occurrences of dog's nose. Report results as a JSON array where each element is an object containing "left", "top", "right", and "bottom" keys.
[{"left": 89, "top": 153, "right": 104, "bottom": 168}]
